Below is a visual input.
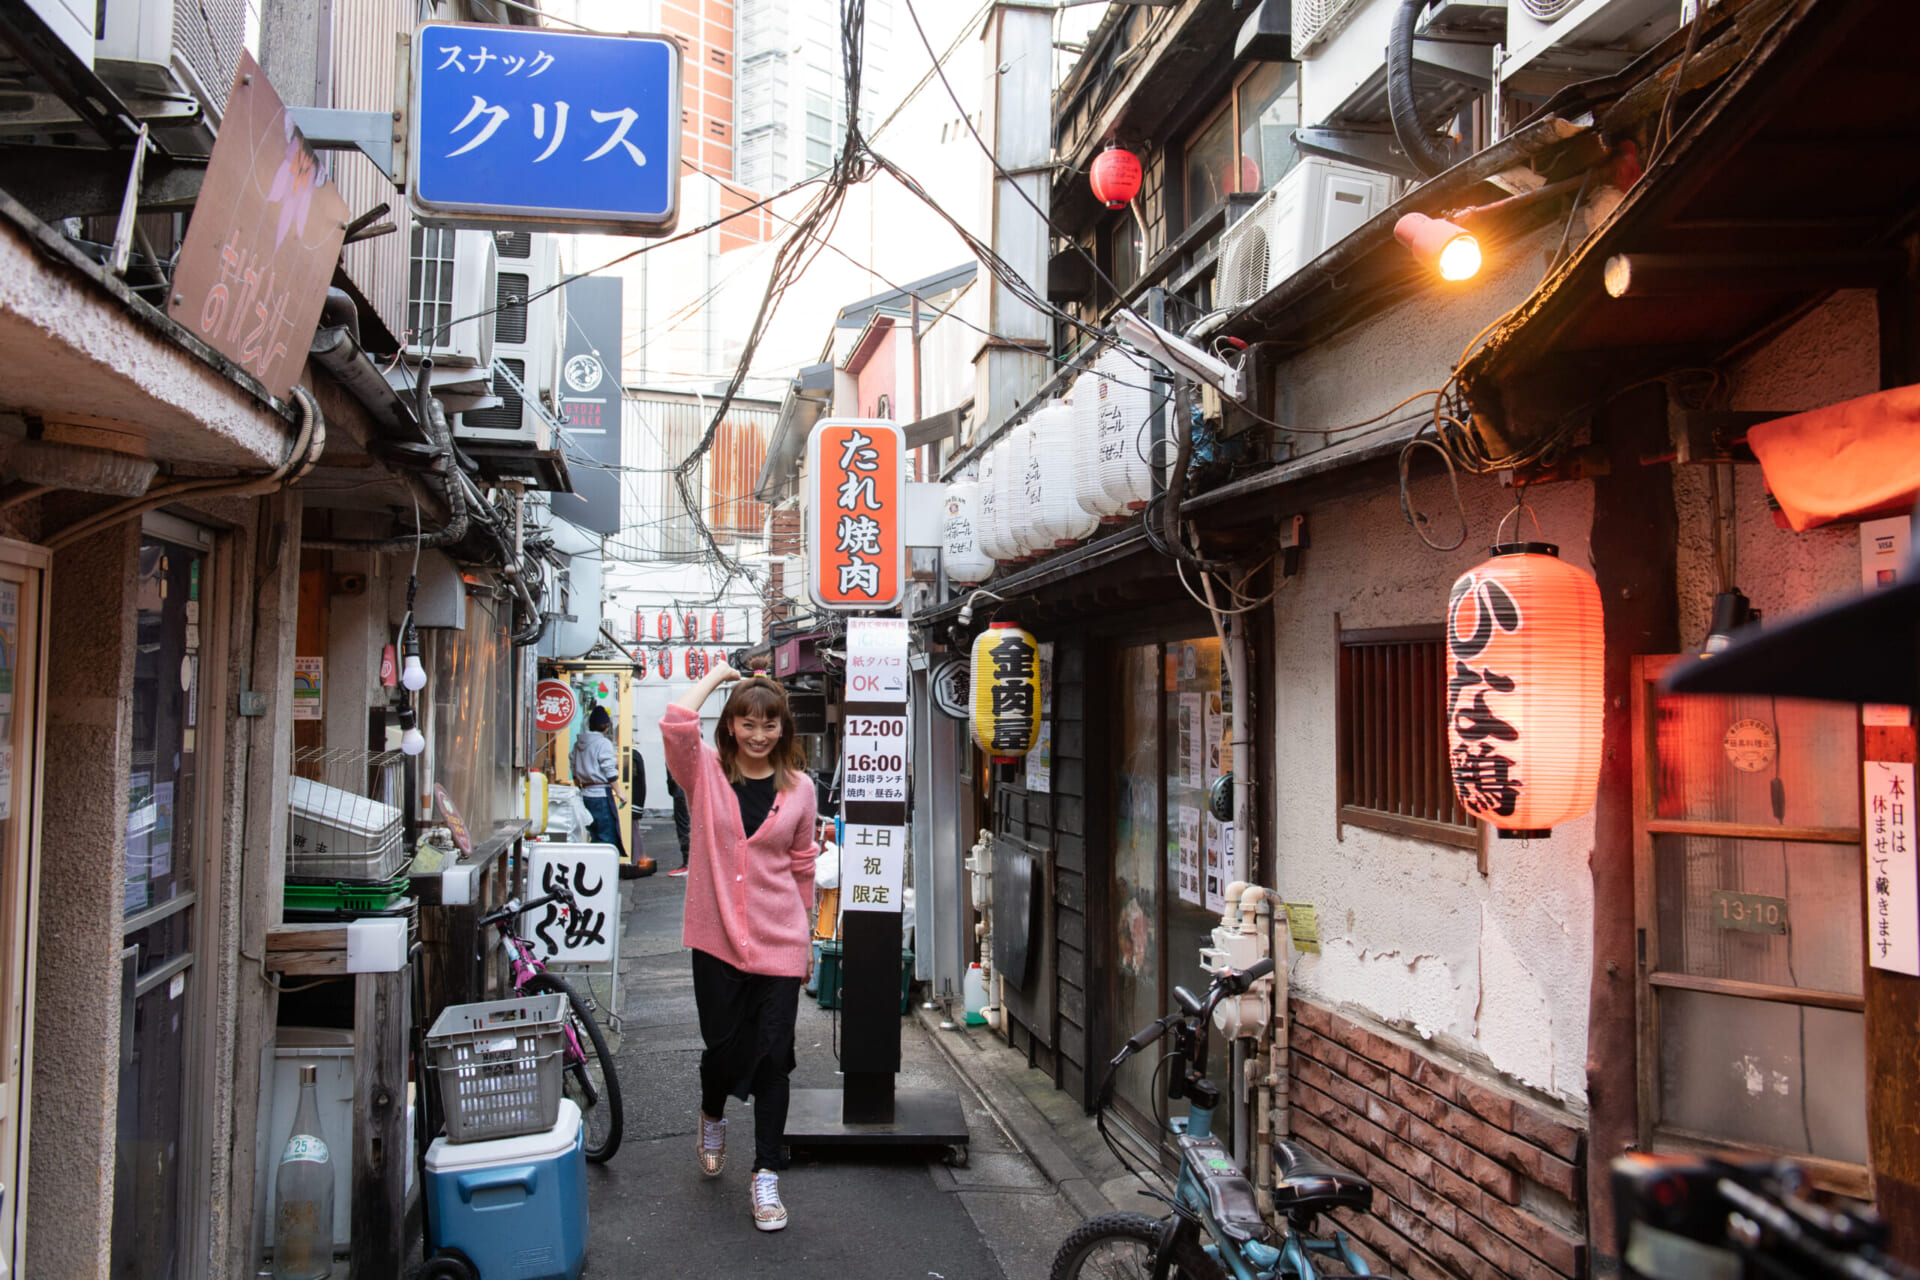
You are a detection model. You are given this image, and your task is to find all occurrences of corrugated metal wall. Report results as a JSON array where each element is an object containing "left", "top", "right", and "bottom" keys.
[
  {"left": 174, "top": 0, "right": 244, "bottom": 111},
  {"left": 330, "top": 0, "right": 412, "bottom": 345},
  {"left": 611, "top": 393, "right": 776, "bottom": 562}
]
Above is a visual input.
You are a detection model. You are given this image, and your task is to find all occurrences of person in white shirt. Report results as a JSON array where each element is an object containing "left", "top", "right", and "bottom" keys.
[{"left": 569, "top": 705, "right": 631, "bottom": 873}]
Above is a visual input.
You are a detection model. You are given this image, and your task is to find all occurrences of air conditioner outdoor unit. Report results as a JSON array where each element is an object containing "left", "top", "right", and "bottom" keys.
[
  {"left": 1215, "top": 158, "right": 1395, "bottom": 311},
  {"left": 1500, "top": 0, "right": 1680, "bottom": 88},
  {"left": 96, "top": 0, "right": 239, "bottom": 102},
  {"left": 458, "top": 233, "right": 564, "bottom": 446},
  {"left": 1292, "top": 0, "right": 1370, "bottom": 58},
  {"left": 25, "top": 0, "right": 94, "bottom": 65},
  {"left": 407, "top": 228, "right": 498, "bottom": 369}
]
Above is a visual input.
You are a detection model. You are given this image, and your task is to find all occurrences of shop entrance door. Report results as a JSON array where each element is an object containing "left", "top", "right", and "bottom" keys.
[
  {"left": 1105, "top": 635, "right": 1234, "bottom": 1154},
  {"left": 0, "top": 541, "right": 46, "bottom": 1277},
  {"left": 1632, "top": 656, "right": 1868, "bottom": 1193},
  {"left": 111, "top": 517, "right": 215, "bottom": 1280}
]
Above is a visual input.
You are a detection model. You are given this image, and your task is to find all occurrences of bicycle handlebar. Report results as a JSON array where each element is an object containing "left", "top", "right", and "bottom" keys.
[
  {"left": 478, "top": 883, "right": 577, "bottom": 928},
  {"left": 1113, "top": 958, "right": 1275, "bottom": 1062}
]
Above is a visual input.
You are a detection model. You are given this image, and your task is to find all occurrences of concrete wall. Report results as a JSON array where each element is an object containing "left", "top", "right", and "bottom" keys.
[
  {"left": 1272, "top": 468, "right": 1597, "bottom": 1106},
  {"left": 1673, "top": 289, "right": 1882, "bottom": 646},
  {"left": 27, "top": 515, "right": 138, "bottom": 1279}
]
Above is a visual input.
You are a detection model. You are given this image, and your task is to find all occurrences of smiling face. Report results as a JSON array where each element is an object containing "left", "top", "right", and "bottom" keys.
[{"left": 730, "top": 710, "right": 782, "bottom": 762}]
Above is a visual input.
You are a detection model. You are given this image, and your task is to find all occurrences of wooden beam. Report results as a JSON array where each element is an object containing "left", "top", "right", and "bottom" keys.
[
  {"left": 1602, "top": 251, "right": 1906, "bottom": 298},
  {"left": 351, "top": 969, "right": 410, "bottom": 1279},
  {"left": 264, "top": 922, "right": 348, "bottom": 975}
]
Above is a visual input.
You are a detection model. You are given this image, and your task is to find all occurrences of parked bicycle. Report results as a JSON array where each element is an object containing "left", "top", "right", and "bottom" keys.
[
  {"left": 1051, "top": 958, "right": 1376, "bottom": 1280},
  {"left": 477, "top": 884, "right": 624, "bottom": 1163}
]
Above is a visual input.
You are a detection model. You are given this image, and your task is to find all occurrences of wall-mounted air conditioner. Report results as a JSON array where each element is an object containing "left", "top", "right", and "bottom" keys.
[
  {"left": 1500, "top": 0, "right": 1680, "bottom": 90},
  {"left": 25, "top": 0, "right": 94, "bottom": 65},
  {"left": 96, "top": 0, "right": 239, "bottom": 101},
  {"left": 1214, "top": 158, "right": 1395, "bottom": 311},
  {"left": 1293, "top": 0, "right": 1371, "bottom": 58},
  {"left": 407, "top": 228, "right": 498, "bottom": 369},
  {"left": 457, "top": 232, "right": 564, "bottom": 447}
]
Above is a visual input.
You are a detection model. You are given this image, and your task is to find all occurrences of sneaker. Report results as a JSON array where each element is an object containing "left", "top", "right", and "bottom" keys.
[
  {"left": 668, "top": 866, "right": 689, "bottom": 878},
  {"left": 697, "top": 1112, "right": 725, "bottom": 1177},
  {"left": 750, "top": 1170, "right": 787, "bottom": 1231}
]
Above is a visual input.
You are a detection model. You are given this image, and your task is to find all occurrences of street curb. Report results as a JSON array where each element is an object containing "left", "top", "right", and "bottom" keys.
[{"left": 912, "top": 1005, "right": 1123, "bottom": 1220}]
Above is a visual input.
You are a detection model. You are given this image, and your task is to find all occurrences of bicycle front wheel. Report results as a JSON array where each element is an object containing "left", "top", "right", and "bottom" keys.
[
  {"left": 1049, "top": 1212, "right": 1225, "bottom": 1280},
  {"left": 526, "top": 973, "right": 624, "bottom": 1163}
]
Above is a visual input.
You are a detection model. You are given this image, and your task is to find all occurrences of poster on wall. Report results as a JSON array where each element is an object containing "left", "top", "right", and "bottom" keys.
[
  {"left": 1176, "top": 803, "right": 1202, "bottom": 906},
  {"left": 1866, "top": 759, "right": 1919, "bottom": 976},
  {"left": 1026, "top": 720, "right": 1051, "bottom": 793},
  {"left": 293, "top": 657, "right": 323, "bottom": 720}
]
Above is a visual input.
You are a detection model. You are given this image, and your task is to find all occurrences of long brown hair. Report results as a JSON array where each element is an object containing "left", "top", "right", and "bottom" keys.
[{"left": 715, "top": 676, "right": 807, "bottom": 789}]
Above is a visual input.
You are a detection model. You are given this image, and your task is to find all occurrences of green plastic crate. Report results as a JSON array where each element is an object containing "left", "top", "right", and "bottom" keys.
[
  {"left": 814, "top": 941, "right": 913, "bottom": 1014},
  {"left": 284, "top": 874, "right": 409, "bottom": 912}
]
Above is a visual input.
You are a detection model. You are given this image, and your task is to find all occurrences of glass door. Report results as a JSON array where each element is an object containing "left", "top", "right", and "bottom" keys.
[
  {"left": 0, "top": 543, "right": 46, "bottom": 1278},
  {"left": 1107, "top": 635, "right": 1234, "bottom": 1151},
  {"left": 112, "top": 521, "right": 212, "bottom": 1280},
  {"left": 1632, "top": 656, "right": 1867, "bottom": 1193}
]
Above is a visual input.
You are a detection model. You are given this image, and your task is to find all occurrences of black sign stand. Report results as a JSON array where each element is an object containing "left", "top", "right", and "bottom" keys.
[{"left": 784, "top": 678, "right": 968, "bottom": 1160}]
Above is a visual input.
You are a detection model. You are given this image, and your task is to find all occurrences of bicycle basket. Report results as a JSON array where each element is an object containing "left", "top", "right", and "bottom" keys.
[{"left": 426, "top": 993, "right": 568, "bottom": 1143}]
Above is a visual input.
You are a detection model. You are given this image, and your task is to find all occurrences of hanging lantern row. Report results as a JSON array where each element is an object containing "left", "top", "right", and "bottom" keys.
[
  {"left": 1444, "top": 542, "right": 1603, "bottom": 839},
  {"left": 632, "top": 648, "right": 731, "bottom": 681},
  {"left": 943, "top": 345, "right": 1156, "bottom": 580},
  {"left": 969, "top": 623, "right": 1040, "bottom": 764},
  {"left": 634, "top": 609, "right": 736, "bottom": 642}
]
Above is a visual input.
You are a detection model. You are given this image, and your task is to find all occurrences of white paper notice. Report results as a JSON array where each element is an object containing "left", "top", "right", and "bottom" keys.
[
  {"left": 845, "top": 617, "right": 909, "bottom": 701},
  {"left": 1179, "top": 693, "right": 1203, "bottom": 787},
  {"left": 1176, "top": 804, "right": 1202, "bottom": 906},
  {"left": 1867, "top": 760, "right": 1919, "bottom": 976},
  {"left": 842, "top": 711, "right": 908, "bottom": 803},
  {"left": 841, "top": 823, "right": 907, "bottom": 912},
  {"left": 1204, "top": 816, "right": 1228, "bottom": 914},
  {"left": 1026, "top": 720, "right": 1052, "bottom": 793}
]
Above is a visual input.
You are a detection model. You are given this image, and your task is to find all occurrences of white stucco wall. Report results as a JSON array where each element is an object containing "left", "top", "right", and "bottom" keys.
[
  {"left": 1673, "top": 289, "right": 1882, "bottom": 645},
  {"left": 1272, "top": 468, "right": 1597, "bottom": 1106}
]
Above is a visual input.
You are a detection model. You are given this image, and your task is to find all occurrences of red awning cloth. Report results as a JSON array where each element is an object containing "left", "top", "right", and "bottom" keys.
[{"left": 1746, "top": 384, "right": 1920, "bottom": 531}]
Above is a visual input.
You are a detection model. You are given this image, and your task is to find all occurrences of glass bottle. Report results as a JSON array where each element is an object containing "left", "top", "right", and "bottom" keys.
[{"left": 273, "top": 1064, "right": 335, "bottom": 1280}]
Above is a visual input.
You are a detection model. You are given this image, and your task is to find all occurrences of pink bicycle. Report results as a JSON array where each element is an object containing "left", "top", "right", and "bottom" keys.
[{"left": 476, "top": 885, "right": 624, "bottom": 1162}]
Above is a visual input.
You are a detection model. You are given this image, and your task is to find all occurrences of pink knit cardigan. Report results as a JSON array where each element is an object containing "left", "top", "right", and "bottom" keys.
[{"left": 661, "top": 703, "right": 819, "bottom": 977}]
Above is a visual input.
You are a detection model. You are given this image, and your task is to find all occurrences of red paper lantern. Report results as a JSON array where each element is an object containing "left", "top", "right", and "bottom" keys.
[
  {"left": 635, "top": 659, "right": 647, "bottom": 682},
  {"left": 1090, "top": 146, "right": 1142, "bottom": 210},
  {"left": 635, "top": 608, "right": 646, "bottom": 643},
  {"left": 1446, "top": 543, "right": 1603, "bottom": 838},
  {"left": 658, "top": 648, "right": 673, "bottom": 679},
  {"left": 711, "top": 612, "right": 725, "bottom": 642},
  {"left": 656, "top": 610, "right": 671, "bottom": 640},
  {"left": 681, "top": 611, "right": 696, "bottom": 639},
  {"left": 712, "top": 649, "right": 726, "bottom": 673},
  {"left": 691, "top": 650, "right": 708, "bottom": 678}
]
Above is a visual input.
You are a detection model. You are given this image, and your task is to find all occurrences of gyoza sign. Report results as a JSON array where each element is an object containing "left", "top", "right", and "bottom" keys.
[{"left": 806, "top": 420, "right": 904, "bottom": 611}]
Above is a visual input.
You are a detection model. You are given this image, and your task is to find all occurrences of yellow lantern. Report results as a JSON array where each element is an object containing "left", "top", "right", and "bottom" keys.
[{"left": 970, "top": 623, "right": 1040, "bottom": 763}]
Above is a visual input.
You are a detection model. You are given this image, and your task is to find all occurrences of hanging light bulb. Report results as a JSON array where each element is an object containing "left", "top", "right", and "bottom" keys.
[
  {"left": 399, "top": 705, "right": 426, "bottom": 756},
  {"left": 400, "top": 622, "right": 427, "bottom": 691},
  {"left": 1395, "top": 212, "right": 1482, "bottom": 281}
]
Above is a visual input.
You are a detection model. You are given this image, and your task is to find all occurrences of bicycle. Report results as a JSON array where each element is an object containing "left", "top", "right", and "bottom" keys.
[
  {"left": 475, "top": 884, "right": 624, "bottom": 1164},
  {"left": 1051, "top": 958, "right": 1377, "bottom": 1280}
]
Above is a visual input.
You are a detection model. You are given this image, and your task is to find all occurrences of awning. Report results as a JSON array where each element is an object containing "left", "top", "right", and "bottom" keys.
[
  {"left": 1747, "top": 385, "right": 1920, "bottom": 531},
  {"left": 1457, "top": 0, "right": 1920, "bottom": 436}
]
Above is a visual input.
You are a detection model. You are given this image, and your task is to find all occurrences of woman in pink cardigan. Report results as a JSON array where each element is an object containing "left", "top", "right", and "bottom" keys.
[{"left": 662, "top": 661, "right": 818, "bottom": 1232}]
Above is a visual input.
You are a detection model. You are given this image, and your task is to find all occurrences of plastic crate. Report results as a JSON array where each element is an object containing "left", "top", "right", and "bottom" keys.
[
  {"left": 284, "top": 874, "right": 409, "bottom": 912},
  {"left": 814, "top": 942, "right": 914, "bottom": 1014},
  {"left": 426, "top": 994, "right": 568, "bottom": 1144}
]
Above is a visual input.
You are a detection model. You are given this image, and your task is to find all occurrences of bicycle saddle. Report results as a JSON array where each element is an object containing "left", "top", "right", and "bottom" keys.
[
  {"left": 1272, "top": 1140, "right": 1375, "bottom": 1214},
  {"left": 1176, "top": 1135, "right": 1275, "bottom": 1245}
]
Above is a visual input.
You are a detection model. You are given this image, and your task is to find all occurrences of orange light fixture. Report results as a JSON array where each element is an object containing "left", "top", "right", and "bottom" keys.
[
  {"left": 1395, "top": 212, "right": 1482, "bottom": 281},
  {"left": 1445, "top": 543, "right": 1603, "bottom": 838}
]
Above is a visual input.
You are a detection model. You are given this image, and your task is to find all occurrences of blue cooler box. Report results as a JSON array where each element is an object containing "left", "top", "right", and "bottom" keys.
[{"left": 426, "top": 1098, "right": 587, "bottom": 1280}]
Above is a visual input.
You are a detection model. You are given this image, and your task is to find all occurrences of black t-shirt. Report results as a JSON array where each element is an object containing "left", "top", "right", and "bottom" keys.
[{"left": 732, "top": 773, "right": 777, "bottom": 838}]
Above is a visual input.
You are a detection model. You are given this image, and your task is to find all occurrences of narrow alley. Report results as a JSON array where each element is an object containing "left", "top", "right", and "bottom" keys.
[{"left": 576, "top": 820, "right": 1121, "bottom": 1280}]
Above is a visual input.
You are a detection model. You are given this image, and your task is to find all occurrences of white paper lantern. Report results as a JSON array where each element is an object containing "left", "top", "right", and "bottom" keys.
[
  {"left": 976, "top": 445, "right": 1011, "bottom": 563},
  {"left": 943, "top": 482, "right": 995, "bottom": 584},
  {"left": 1028, "top": 401, "right": 1097, "bottom": 547},
  {"left": 1094, "top": 347, "right": 1155, "bottom": 512},
  {"left": 1071, "top": 369, "right": 1121, "bottom": 520},
  {"left": 1004, "top": 422, "right": 1045, "bottom": 557}
]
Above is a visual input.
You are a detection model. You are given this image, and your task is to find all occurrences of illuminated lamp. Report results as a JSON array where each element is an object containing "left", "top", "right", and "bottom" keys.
[
  {"left": 1395, "top": 212, "right": 1481, "bottom": 282},
  {"left": 1445, "top": 543, "right": 1602, "bottom": 838},
  {"left": 1089, "top": 146, "right": 1142, "bottom": 210},
  {"left": 969, "top": 623, "right": 1040, "bottom": 764}
]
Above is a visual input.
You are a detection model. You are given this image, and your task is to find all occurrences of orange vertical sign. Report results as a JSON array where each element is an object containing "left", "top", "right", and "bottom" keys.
[{"left": 807, "top": 419, "right": 905, "bottom": 611}]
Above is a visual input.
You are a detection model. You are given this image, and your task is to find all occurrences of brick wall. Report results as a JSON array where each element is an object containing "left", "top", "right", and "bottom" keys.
[
  {"left": 1290, "top": 999, "right": 1588, "bottom": 1280},
  {"left": 768, "top": 508, "right": 801, "bottom": 555},
  {"left": 762, "top": 561, "right": 788, "bottom": 630}
]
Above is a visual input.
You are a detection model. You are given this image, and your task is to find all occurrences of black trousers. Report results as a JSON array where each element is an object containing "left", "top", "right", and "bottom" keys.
[
  {"left": 668, "top": 774, "right": 692, "bottom": 863},
  {"left": 691, "top": 949, "right": 802, "bottom": 1171}
]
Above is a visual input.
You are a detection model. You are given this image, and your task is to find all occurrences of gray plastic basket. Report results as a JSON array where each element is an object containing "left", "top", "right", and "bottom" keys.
[{"left": 426, "top": 993, "right": 567, "bottom": 1143}]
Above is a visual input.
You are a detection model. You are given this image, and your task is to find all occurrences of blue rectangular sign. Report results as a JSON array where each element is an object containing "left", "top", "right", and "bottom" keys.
[{"left": 409, "top": 22, "right": 682, "bottom": 235}]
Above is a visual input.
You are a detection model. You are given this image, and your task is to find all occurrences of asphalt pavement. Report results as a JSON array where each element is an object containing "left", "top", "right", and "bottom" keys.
[{"left": 574, "top": 818, "right": 1123, "bottom": 1280}]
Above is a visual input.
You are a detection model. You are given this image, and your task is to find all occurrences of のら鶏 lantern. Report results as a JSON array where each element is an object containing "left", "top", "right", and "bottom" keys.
[
  {"left": 970, "top": 623, "right": 1040, "bottom": 764},
  {"left": 1089, "top": 146, "right": 1142, "bottom": 209},
  {"left": 1445, "top": 543, "right": 1603, "bottom": 838}
]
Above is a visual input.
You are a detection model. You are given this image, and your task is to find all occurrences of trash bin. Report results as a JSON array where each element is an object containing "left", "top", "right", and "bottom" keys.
[{"left": 425, "top": 1098, "right": 587, "bottom": 1280}]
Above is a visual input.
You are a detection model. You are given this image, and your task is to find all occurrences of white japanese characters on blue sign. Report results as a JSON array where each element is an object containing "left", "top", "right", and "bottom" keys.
[{"left": 409, "top": 23, "right": 682, "bottom": 234}]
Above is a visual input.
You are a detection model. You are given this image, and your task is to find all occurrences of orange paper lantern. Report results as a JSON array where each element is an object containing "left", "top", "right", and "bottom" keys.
[{"left": 1445, "top": 543, "right": 1603, "bottom": 838}]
